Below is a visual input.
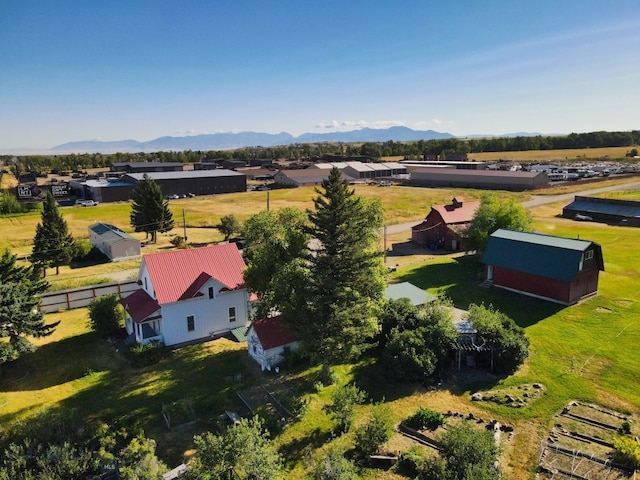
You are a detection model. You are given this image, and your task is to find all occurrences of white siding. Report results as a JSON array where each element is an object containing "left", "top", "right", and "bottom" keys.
[{"left": 159, "top": 279, "right": 249, "bottom": 346}]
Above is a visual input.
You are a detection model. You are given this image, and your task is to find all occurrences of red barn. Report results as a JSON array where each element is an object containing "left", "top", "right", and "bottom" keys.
[
  {"left": 481, "top": 229, "right": 604, "bottom": 305},
  {"left": 411, "top": 197, "right": 480, "bottom": 251}
]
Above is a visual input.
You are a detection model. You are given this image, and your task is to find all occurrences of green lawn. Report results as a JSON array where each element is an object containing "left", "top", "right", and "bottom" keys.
[{"left": 2, "top": 183, "right": 640, "bottom": 478}]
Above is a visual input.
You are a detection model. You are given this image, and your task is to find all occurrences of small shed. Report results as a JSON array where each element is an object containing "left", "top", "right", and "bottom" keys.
[
  {"left": 89, "top": 223, "right": 141, "bottom": 261},
  {"left": 247, "top": 317, "right": 298, "bottom": 371}
]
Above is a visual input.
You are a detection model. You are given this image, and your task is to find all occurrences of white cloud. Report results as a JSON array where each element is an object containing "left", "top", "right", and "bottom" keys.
[
  {"left": 175, "top": 129, "right": 196, "bottom": 135},
  {"left": 315, "top": 120, "right": 340, "bottom": 129},
  {"left": 315, "top": 119, "right": 406, "bottom": 131}
]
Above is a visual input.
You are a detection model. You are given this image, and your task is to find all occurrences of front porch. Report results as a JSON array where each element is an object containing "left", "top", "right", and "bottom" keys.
[{"left": 126, "top": 315, "right": 164, "bottom": 345}]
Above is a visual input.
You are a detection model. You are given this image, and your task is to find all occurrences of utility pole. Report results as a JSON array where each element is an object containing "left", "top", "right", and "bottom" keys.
[
  {"left": 266, "top": 190, "right": 270, "bottom": 211},
  {"left": 182, "top": 209, "right": 187, "bottom": 241}
]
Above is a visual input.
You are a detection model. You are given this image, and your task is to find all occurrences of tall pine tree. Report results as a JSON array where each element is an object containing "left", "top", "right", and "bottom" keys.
[
  {"left": 130, "top": 174, "right": 174, "bottom": 243},
  {"left": 288, "top": 168, "right": 386, "bottom": 384},
  {"left": 0, "top": 249, "right": 58, "bottom": 364},
  {"left": 31, "top": 192, "right": 76, "bottom": 276}
]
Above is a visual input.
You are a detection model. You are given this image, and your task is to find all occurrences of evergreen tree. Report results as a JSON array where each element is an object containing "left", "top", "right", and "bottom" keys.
[
  {"left": 0, "top": 249, "right": 58, "bottom": 364},
  {"left": 129, "top": 174, "right": 174, "bottom": 243},
  {"left": 30, "top": 192, "right": 75, "bottom": 276},
  {"left": 299, "top": 167, "right": 386, "bottom": 383}
]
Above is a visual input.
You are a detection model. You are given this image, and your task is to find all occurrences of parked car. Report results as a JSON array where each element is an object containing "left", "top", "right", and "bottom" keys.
[
  {"left": 166, "top": 194, "right": 180, "bottom": 199},
  {"left": 75, "top": 199, "right": 98, "bottom": 207}
]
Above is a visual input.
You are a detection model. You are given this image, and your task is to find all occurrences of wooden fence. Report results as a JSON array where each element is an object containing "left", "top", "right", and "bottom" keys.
[{"left": 39, "top": 280, "right": 140, "bottom": 313}]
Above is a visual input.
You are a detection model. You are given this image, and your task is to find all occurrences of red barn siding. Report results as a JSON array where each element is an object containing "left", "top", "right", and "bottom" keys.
[{"left": 489, "top": 266, "right": 600, "bottom": 305}]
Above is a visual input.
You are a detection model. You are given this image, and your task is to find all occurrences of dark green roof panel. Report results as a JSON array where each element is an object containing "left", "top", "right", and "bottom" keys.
[{"left": 481, "top": 229, "right": 600, "bottom": 282}]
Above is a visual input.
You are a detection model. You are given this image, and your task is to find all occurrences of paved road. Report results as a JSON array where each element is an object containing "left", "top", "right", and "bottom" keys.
[{"left": 384, "top": 178, "right": 640, "bottom": 235}]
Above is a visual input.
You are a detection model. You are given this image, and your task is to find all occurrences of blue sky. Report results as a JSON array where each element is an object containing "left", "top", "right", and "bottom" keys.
[{"left": 1, "top": 1, "right": 639, "bottom": 150}]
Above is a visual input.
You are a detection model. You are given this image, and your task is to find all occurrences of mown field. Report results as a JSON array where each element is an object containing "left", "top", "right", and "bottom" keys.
[
  {"left": 470, "top": 145, "right": 635, "bottom": 162},
  {"left": 1, "top": 173, "right": 640, "bottom": 478}
]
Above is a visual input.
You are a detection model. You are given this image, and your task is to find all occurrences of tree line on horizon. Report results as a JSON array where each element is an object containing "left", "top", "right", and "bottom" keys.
[{"left": 2, "top": 129, "right": 639, "bottom": 176}]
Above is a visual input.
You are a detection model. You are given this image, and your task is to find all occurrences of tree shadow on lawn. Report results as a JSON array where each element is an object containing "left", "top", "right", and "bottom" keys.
[
  {"left": 1, "top": 339, "right": 253, "bottom": 465},
  {"left": 350, "top": 359, "right": 506, "bottom": 404},
  {"left": 396, "top": 254, "right": 564, "bottom": 328},
  {"left": 277, "top": 427, "right": 332, "bottom": 467},
  {"left": 0, "top": 332, "right": 119, "bottom": 392}
]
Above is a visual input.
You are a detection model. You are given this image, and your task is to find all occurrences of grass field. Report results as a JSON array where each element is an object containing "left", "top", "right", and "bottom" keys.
[
  {"left": 471, "top": 145, "right": 635, "bottom": 162},
  {"left": 1, "top": 172, "right": 640, "bottom": 478}
]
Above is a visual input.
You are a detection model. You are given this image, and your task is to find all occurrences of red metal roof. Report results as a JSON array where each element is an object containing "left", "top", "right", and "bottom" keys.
[
  {"left": 432, "top": 200, "right": 480, "bottom": 225},
  {"left": 143, "top": 244, "right": 247, "bottom": 305},
  {"left": 249, "top": 317, "right": 298, "bottom": 350},
  {"left": 122, "top": 288, "right": 161, "bottom": 323}
]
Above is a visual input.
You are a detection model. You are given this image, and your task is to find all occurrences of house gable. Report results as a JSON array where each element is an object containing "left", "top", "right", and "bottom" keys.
[{"left": 143, "top": 244, "right": 246, "bottom": 305}]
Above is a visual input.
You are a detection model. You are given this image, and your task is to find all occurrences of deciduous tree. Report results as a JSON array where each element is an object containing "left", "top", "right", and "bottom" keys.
[
  {"left": 185, "top": 416, "right": 282, "bottom": 480},
  {"left": 354, "top": 403, "right": 394, "bottom": 456},
  {"left": 466, "top": 193, "right": 532, "bottom": 253},
  {"left": 242, "top": 208, "right": 309, "bottom": 319},
  {"left": 435, "top": 422, "right": 503, "bottom": 479},
  {"left": 215, "top": 214, "right": 241, "bottom": 241},
  {"left": 323, "top": 383, "right": 367, "bottom": 434},
  {"left": 379, "top": 299, "right": 458, "bottom": 383},
  {"left": 466, "top": 303, "right": 529, "bottom": 373},
  {"left": 129, "top": 174, "right": 174, "bottom": 243},
  {"left": 31, "top": 192, "right": 75, "bottom": 276}
]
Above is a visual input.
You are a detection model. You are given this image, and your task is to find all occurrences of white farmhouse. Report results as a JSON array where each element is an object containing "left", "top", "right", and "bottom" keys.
[{"left": 122, "top": 244, "right": 251, "bottom": 347}]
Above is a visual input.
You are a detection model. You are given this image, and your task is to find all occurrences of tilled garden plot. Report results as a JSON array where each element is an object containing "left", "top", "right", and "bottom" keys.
[{"left": 538, "top": 402, "right": 635, "bottom": 479}]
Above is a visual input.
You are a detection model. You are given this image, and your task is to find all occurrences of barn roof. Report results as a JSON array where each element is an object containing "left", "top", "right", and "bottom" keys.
[
  {"left": 564, "top": 196, "right": 640, "bottom": 218},
  {"left": 481, "top": 229, "right": 604, "bottom": 282},
  {"left": 432, "top": 200, "right": 480, "bottom": 225},
  {"left": 249, "top": 317, "right": 298, "bottom": 350},
  {"left": 142, "top": 244, "right": 246, "bottom": 304}
]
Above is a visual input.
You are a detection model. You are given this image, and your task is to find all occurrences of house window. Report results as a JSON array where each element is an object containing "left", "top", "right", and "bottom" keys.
[
  {"left": 228, "top": 307, "right": 236, "bottom": 323},
  {"left": 187, "top": 315, "right": 195, "bottom": 332},
  {"left": 208, "top": 287, "right": 214, "bottom": 299},
  {"left": 585, "top": 250, "right": 594, "bottom": 260}
]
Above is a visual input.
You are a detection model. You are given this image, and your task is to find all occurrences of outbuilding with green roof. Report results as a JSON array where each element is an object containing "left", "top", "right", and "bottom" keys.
[{"left": 481, "top": 229, "right": 604, "bottom": 305}]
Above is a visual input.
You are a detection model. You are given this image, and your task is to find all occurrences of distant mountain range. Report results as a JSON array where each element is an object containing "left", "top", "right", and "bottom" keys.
[
  {"left": 1, "top": 127, "right": 552, "bottom": 155},
  {"left": 47, "top": 126, "right": 455, "bottom": 154}
]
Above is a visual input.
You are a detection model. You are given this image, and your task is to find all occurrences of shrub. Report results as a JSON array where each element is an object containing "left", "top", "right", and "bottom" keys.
[
  {"left": 612, "top": 435, "right": 640, "bottom": 469},
  {"left": 323, "top": 384, "right": 367, "bottom": 434},
  {"left": 406, "top": 407, "right": 445, "bottom": 431},
  {"left": 313, "top": 445, "right": 359, "bottom": 480},
  {"left": 354, "top": 404, "right": 394, "bottom": 457},
  {"left": 170, "top": 235, "right": 187, "bottom": 248},
  {"left": 71, "top": 240, "right": 109, "bottom": 266},
  {"left": 621, "top": 420, "right": 632, "bottom": 435},
  {"left": 124, "top": 340, "right": 168, "bottom": 367},
  {"left": 88, "top": 294, "right": 124, "bottom": 338},
  {"left": 396, "top": 446, "right": 428, "bottom": 477}
]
